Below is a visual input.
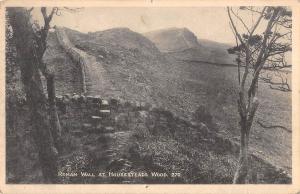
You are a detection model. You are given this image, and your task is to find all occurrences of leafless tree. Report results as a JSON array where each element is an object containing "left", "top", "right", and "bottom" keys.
[
  {"left": 33, "top": 7, "right": 63, "bottom": 150},
  {"left": 227, "top": 6, "right": 292, "bottom": 183}
]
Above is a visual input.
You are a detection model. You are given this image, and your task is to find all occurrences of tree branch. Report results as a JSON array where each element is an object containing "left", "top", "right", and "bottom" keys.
[
  {"left": 248, "top": 7, "right": 281, "bottom": 97},
  {"left": 257, "top": 120, "right": 291, "bottom": 133},
  {"left": 227, "top": 7, "right": 245, "bottom": 45},
  {"left": 249, "top": 7, "right": 266, "bottom": 36},
  {"left": 230, "top": 8, "right": 251, "bottom": 34}
]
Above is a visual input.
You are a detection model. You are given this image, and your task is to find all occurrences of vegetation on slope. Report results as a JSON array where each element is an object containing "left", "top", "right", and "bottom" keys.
[
  {"left": 6, "top": 25, "right": 291, "bottom": 183},
  {"left": 61, "top": 27, "right": 292, "bottom": 175}
]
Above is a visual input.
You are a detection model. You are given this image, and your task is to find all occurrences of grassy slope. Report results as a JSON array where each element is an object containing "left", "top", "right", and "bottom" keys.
[
  {"left": 170, "top": 59, "right": 292, "bottom": 174},
  {"left": 56, "top": 99, "right": 289, "bottom": 184},
  {"left": 144, "top": 27, "right": 291, "bottom": 174},
  {"left": 61, "top": 28, "right": 292, "bottom": 175},
  {"left": 198, "top": 38, "right": 236, "bottom": 65},
  {"left": 64, "top": 27, "right": 195, "bottom": 112}
]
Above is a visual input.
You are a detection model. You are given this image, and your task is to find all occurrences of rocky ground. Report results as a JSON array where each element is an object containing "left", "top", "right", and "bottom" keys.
[{"left": 56, "top": 96, "right": 291, "bottom": 184}]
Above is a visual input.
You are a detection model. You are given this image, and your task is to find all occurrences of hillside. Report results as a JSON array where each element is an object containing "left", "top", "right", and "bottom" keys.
[
  {"left": 198, "top": 39, "right": 236, "bottom": 65},
  {"left": 61, "top": 27, "right": 291, "bottom": 173},
  {"left": 62, "top": 27, "right": 191, "bottom": 111},
  {"left": 5, "top": 5, "right": 292, "bottom": 184},
  {"left": 144, "top": 27, "right": 236, "bottom": 65},
  {"left": 6, "top": 26, "right": 289, "bottom": 183}
]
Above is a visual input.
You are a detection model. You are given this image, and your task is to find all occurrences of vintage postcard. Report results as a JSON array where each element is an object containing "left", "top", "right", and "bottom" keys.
[{"left": 0, "top": 0, "right": 300, "bottom": 193}]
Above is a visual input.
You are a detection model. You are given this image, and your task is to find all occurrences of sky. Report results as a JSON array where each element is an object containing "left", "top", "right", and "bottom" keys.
[
  {"left": 31, "top": 7, "right": 290, "bottom": 46},
  {"left": 32, "top": 7, "right": 239, "bottom": 44}
]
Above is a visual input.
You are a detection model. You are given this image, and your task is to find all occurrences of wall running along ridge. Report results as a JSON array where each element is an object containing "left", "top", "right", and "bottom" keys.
[
  {"left": 55, "top": 28, "right": 119, "bottom": 97},
  {"left": 52, "top": 28, "right": 291, "bottom": 182},
  {"left": 55, "top": 28, "right": 87, "bottom": 94}
]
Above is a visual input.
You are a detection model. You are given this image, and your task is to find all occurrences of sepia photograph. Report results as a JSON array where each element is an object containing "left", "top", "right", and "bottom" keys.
[{"left": 2, "top": 1, "right": 300, "bottom": 193}]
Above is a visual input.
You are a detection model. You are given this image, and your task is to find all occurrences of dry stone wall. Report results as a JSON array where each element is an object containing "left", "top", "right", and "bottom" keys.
[
  {"left": 52, "top": 28, "right": 291, "bottom": 183},
  {"left": 55, "top": 28, "right": 87, "bottom": 93},
  {"left": 56, "top": 28, "right": 119, "bottom": 98}
]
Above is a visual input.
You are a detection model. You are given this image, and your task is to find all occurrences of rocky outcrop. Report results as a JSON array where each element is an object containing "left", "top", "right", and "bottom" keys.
[
  {"left": 144, "top": 27, "right": 199, "bottom": 52},
  {"left": 144, "top": 27, "right": 236, "bottom": 65}
]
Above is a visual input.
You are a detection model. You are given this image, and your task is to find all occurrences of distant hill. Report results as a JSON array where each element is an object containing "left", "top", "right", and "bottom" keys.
[
  {"left": 64, "top": 27, "right": 166, "bottom": 66},
  {"left": 88, "top": 28, "right": 161, "bottom": 56},
  {"left": 144, "top": 27, "right": 237, "bottom": 65},
  {"left": 144, "top": 27, "right": 199, "bottom": 52}
]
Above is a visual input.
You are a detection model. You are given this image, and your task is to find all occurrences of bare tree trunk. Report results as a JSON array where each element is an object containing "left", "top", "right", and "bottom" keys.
[
  {"left": 233, "top": 122, "right": 249, "bottom": 184},
  {"left": 47, "top": 74, "right": 62, "bottom": 149},
  {"left": 234, "top": 95, "right": 257, "bottom": 184},
  {"left": 7, "top": 8, "right": 58, "bottom": 183},
  {"left": 28, "top": 75, "right": 59, "bottom": 183},
  {"left": 228, "top": 6, "right": 290, "bottom": 184}
]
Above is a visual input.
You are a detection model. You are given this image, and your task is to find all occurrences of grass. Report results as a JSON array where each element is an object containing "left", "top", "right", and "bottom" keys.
[
  {"left": 163, "top": 59, "right": 292, "bottom": 175},
  {"left": 63, "top": 28, "right": 292, "bottom": 175},
  {"left": 6, "top": 99, "right": 290, "bottom": 183},
  {"left": 5, "top": 27, "right": 291, "bottom": 183}
]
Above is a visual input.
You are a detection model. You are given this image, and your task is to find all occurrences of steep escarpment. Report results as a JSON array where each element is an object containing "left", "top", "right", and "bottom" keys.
[
  {"left": 144, "top": 27, "right": 236, "bottom": 65},
  {"left": 144, "top": 27, "right": 199, "bottom": 52}
]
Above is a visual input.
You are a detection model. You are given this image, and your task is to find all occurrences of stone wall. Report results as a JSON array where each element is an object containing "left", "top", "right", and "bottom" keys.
[
  {"left": 55, "top": 27, "right": 119, "bottom": 98},
  {"left": 55, "top": 28, "right": 87, "bottom": 93},
  {"left": 52, "top": 28, "right": 291, "bottom": 183}
]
